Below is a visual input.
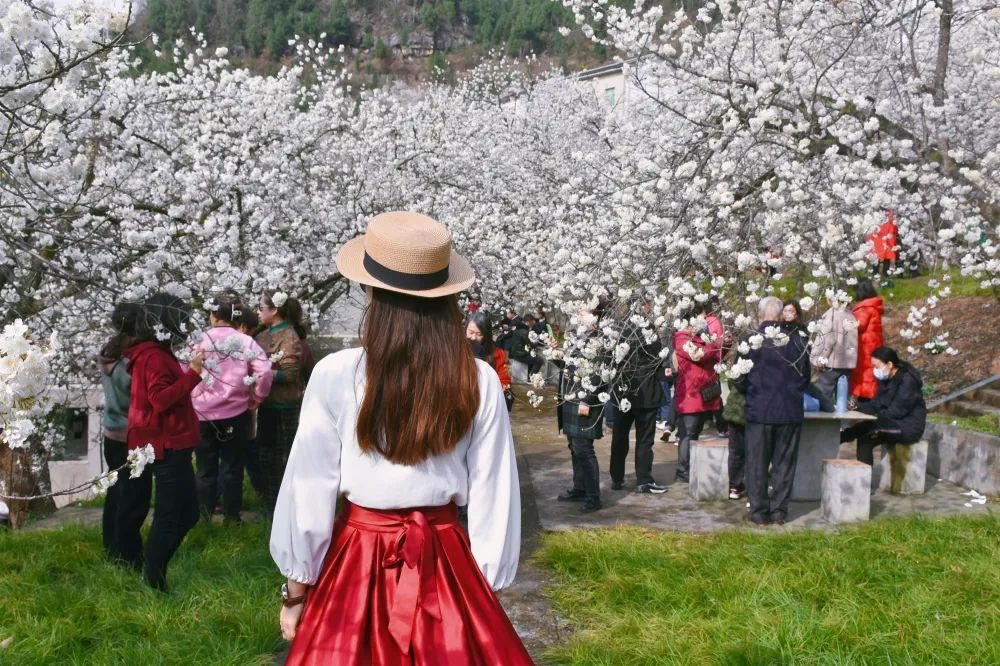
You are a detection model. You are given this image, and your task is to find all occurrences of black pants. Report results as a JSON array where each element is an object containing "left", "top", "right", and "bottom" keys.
[
  {"left": 258, "top": 406, "right": 300, "bottom": 513},
  {"left": 102, "top": 437, "right": 152, "bottom": 569},
  {"left": 144, "top": 448, "right": 200, "bottom": 591},
  {"left": 713, "top": 406, "right": 728, "bottom": 434},
  {"left": 745, "top": 422, "right": 802, "bottom": 524},
  {"left": 568, "top": 437, "right": 601, "bottom": 507},
  {"left": 244, "top": 437, "right": 263, "bottom": 496},
  {"left": 195, "top": 412, "right": 249, "bottom": 520},
  {"left": 842, "top": 419, "right": 915, "bottom": 466},
  {"left": 610, "top": 406, "right": 658, "bottom": 486},
  {"left": 727, "top": 424, "right": 746, "bottom": 490},
  {"left": 676, "top": 412, "right": 711, "bottom": 480}
]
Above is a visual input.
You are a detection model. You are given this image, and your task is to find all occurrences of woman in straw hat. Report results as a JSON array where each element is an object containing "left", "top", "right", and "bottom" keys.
[{"left": 270, "top": 212, "right": 533, "bottom": 664}]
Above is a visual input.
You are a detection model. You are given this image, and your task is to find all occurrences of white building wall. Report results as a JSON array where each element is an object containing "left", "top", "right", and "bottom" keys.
[{"left": 48, "top": 386, "right": 106, "bottom": 508}]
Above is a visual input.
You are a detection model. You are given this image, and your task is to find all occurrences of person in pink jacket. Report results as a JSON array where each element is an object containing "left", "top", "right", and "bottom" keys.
[
  {"left": 191, "top": 294, "right": 274, "bottom": 523},
  {"left": 673, "top": 307, "right": 723, "bottom": 482}
]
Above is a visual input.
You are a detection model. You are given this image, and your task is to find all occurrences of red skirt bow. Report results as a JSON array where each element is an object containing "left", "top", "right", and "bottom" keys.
[{"left": 286, "top": 501, "right": 534, "bottom": 665}]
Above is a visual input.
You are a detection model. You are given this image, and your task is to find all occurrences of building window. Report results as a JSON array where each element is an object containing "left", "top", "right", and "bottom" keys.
[
  {"left": 604, "top": 87, "right": 617, "bottom": 106},
  {"left": 51, "top": 408, "right": 89, "bottom": 460}
]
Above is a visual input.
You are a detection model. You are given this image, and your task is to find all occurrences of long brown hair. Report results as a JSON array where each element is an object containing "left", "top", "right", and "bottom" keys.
[{"left": 357, "top": 288, "right": 481, "bottom": 465}]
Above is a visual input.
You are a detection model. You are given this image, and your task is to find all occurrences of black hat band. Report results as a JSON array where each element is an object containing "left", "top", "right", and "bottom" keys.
[{"left": 363, "top": 252, "right": 450, "bottom": 291}]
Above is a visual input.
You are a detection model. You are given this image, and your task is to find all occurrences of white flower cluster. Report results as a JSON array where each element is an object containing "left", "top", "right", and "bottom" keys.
[
  {"left": 763, "top": 326, "right": 790, "bottom": 348},
  {"left": 682, "top": 340, "right": 705, "bottom": 362},
  {"left": 0, "top": 321, "right": 55, "bottom": 449},
  {"left": 271, "top": 292, "right": 289, "bottom": 308},
  {"left": 126, "top": 444, "right": 157, "bottom": 479},
  {"left": 525, "top": 390, "right": 544, "bottom": 408},
  {"left": 725, "top": 358, "right": 755, "bottom": 380}
]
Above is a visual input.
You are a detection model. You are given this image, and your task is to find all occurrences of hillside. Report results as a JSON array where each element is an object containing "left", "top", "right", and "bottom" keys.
[{"left": 133, "top": 0, "right": 622, "bottom": 83}]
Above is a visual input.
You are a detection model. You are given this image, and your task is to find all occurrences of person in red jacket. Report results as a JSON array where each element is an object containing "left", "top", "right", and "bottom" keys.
[
  {"left": 466, "top": 311, "right": 514, "bottom": 411},
  {"left": 124, "top": 293, "right": 205, "bottom": 591},
  {"left": 849, "top": 279, "right": 885, "bottom": 404},
  {"left": 868, "top": 210, "right": 898, "bottom": 278},
  {"left": 673, "top": 310, "right": 723, "bottom": 482}
]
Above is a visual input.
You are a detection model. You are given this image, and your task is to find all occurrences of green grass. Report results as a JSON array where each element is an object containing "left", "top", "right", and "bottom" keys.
[
  {"left": 0, "top": 484, "right": 281, "bottom": 664},
  {"left": 535, "top": 515, "right": 1000, "bottom": 665},
  {"left": 766, "top": 269, "right": 989, "bottom": 306},
  {"left": 879, "top": 270, "right": 988, "bottom": 305},
  {"left": 930, "top": 413, "right": 1000, "bottom": 436}
]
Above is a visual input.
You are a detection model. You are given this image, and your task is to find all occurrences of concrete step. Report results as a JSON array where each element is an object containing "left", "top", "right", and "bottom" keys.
[
  {"left": 970, "top": 388, "right": 1000, "bottom": 409},
  {"left": 944, "top": 400, "right": 1000, "bottom": 419}
]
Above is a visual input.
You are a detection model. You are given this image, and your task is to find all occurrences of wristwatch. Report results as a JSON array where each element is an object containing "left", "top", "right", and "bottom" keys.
[{"left": 280, "top": 582, "right": 308, "bottom": 608}]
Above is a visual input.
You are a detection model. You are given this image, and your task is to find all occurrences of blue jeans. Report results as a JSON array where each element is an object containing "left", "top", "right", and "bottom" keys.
[{"left": 657, "top": 378, "right": 675, "bottom": 425}]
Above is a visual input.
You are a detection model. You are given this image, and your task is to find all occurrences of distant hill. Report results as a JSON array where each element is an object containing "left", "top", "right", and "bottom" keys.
[{"left": 132, "top": 0, "right": 618, "bottom": 82}]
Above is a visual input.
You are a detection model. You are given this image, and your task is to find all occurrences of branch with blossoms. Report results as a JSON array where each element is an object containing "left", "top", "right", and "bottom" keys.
[{"left": 0, "top": 444, "right": 155, "bottom": 502}]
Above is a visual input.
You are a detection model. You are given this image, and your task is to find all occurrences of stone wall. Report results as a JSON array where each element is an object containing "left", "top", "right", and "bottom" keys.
[{"left": 925, "top": 421, "right": 1000, "bottom": 495}]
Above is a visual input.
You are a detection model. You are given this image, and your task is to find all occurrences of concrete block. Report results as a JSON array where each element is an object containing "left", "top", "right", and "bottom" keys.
[
  {"left": 689, "top": 438, "right": 729, "bottom": 500},
  {"left": 510, "top": 358, "right": 529, "bottom": 383},
  {"left": 821, "top": 459, "right": 871, "bottom": 524},
  {"left": 509, "top": 358, "right": 560, "bottom": 386},
  {"left": 876, "top": 440, "right": 927, "bottom": 495},
  {"left": 925, "top": 422, "right": 1000, "bottom": 495}
]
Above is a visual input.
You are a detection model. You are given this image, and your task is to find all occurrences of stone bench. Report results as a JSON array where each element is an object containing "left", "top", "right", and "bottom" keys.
[
  {"left": 689, "top": 437, "right": 729, "bottom": 500},
  {"left": 876, "top": 441, "right": 928, "bottom": 495},
  {"left": 821, "top": 459, "right": 871, "bottom": 524},
  {"left": 510, "top": 358, "right": 559, "bottom": 385}
]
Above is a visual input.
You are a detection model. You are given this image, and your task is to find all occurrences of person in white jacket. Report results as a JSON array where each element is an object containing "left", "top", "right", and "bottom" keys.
[
  {"left": 810, "top": 299, "right": 859, "bottom": 400},
  {"left": 269, "top": 212, "right": 532, "bottom": 665}
]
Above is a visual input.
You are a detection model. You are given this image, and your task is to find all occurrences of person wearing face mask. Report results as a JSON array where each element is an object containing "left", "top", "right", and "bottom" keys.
[{"left": 840, "top": 347, "right": 927, "bottom": 487}]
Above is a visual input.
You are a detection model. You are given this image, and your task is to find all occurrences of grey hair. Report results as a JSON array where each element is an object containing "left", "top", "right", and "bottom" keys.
[{"left": 757, "top": 296, "right": 783, "bottom": 321}]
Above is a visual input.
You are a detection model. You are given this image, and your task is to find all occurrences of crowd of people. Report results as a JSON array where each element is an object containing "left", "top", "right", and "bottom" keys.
[
  {"left": 97, "top": 288, "right": 314, "bottom": 591},
  {"left": 94, "top": 270, "right": 930, "bottom": 594},
  {"left": 549, "top": 278, "right": 927, "bottom": 525}
]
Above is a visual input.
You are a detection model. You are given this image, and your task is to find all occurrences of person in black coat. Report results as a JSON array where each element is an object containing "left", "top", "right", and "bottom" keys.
[
  {"left": 733, "top": 297, "right": 811, "bottom": 526},
  {"left": 609, "top": 300, "right": 667, "bottom": 493},
  {"left": 841, "top": 346, "right": 927, "bottom": 466},
  {"left": 554, "top": 300, "right": 609, "bottom": 513}
]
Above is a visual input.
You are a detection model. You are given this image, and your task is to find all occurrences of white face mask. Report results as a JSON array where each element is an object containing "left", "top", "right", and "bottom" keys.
[{"left": 873, "top": 367, "right": 890, "bottom": 381}]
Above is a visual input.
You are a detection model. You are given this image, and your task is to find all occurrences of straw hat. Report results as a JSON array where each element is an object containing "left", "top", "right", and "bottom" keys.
[{"left": 335, "top": 211, "right": 475, "bottom": 298}]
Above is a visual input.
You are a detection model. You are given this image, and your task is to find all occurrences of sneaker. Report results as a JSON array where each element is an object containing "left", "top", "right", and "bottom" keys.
[
  {"left": 728, "top": 486, "right": 744, "bottom": 500},
  {"left": 675, "top": 472, "right": 689, "bottom": 483},
  {"left": 579, "top": 502, "right": 603, "bottom": 513},
  {"left": 637, "top": 482, "right": 668, "bottom": 494},
  {"left": 557, "top": 490, "right": 587, "bottom": 502},
  {"left": 611, "top": 481, "right": 625, "bottom": 490},
  {"left": 659, "top": 429, "right": 673, "bottom": 443},
  {"left": 655, "top": 420, "right": 667, "bottom": 431}
]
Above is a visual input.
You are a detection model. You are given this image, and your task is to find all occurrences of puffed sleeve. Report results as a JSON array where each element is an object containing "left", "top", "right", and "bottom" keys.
[
  {"left": 269, "top": 360, "right": 341, "bottom": 584},
  {"left": 465, "top": 364, "right": 521, "bottom": 591}
]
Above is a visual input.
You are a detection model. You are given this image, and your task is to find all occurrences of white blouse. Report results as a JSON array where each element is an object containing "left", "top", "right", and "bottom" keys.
[{"left": 269, "top": 347, "right": 521, "bottom": 591}]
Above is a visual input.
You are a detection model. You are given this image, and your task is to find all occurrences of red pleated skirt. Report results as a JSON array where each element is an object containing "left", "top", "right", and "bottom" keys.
[{"left": 285, "top": 501, "right": 535, "bottom": 666}]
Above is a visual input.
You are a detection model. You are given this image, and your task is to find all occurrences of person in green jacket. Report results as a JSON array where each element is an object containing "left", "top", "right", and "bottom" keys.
[{"left": 98, "top": 302, "right": 152, "bottom": 570}]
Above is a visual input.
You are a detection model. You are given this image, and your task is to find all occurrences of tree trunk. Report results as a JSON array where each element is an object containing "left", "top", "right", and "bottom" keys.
[
  {"left": 0, "top": 436, "right": 57, "bottom": 529},
  {"left": 932, "top": 0, "right": 955, "bottom": 175}
]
